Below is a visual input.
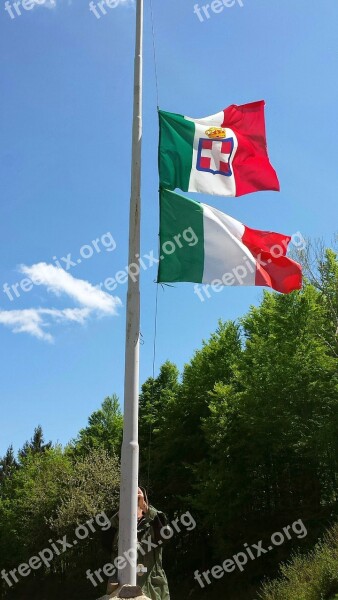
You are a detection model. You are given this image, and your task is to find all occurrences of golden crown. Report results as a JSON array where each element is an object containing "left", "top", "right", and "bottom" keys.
[{"left": 205, "top": 126, "right": 227, "bottom": 139}]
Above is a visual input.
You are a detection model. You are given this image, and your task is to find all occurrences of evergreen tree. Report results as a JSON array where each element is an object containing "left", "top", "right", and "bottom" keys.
[
  {"left": 0, "top": 445, "right": 18, "bottom": 484},
  {"left": 71, "top": 394, "right": 123, "bottom": 457},
  {"left": 18, "top": 425, "right": 52, "bottom": 461}
]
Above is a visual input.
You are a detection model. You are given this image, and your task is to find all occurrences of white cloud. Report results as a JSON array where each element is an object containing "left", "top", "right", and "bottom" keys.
[
  {"left": 0, "top": 307, "right": 91, "bottom": 342},
  {"left": 0, "top": 309, "right": 53, "bottom": 342},
  {"left": 21, "top": 263, "right": 121, "bottom": 315},
  {"left": 31, "top": 0, "right": 58, "bottom": 9},
  {"left": 0, "top": 264, "right": 122, "bottom": 342}
]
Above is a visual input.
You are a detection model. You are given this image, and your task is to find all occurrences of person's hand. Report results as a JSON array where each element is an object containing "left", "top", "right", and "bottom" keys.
[{"left": 137, "top": 487, "right": 148, "bottom": 519}]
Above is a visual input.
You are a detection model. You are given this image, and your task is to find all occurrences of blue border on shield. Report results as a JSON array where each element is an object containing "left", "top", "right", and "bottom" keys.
[{"left": 196, "top": 137, "right": 234, "bottom": 177}]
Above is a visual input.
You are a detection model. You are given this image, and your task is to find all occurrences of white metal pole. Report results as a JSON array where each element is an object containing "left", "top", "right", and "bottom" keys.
[{"left": 118, "top": 0, "right": 143, "bottom": 587}]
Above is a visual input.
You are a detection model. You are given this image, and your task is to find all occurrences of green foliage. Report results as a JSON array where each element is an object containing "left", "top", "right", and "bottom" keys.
[
  {"left": 139, "top": 322, "right": 243, "bottom": 518},
  {"left": 139, "top": 361, "right": 179, "bottom": 440},
  {"left": 18, "top": 425, "right": 52, "bottom": 462},
  {"left": 0, "top": 445, "right": 72, "bottom": 566},
  {"left": 295, "top": 241, "right": 338, "bottom": 356},
  {"left": 259, "top": 523, "right": 338, "bottom": 600},
  {"left": 1, "top": 243, "right": 338, "bottom": 600},
  {"left": 0, "top": 423, "right": 120, "bottom": 600},
  {"left": 0, "top": 446, "right": 18, "bottom": 483},
  {"left": 51, "top": 447, "right": 120, "bottom": 533},
  {"left": 71, "top": 395, "right": 123, "bottom": 457},
  {"left": 191, "top": 285, "right": 338, "bottom": 561},
  {"left": 139, "top": 244, "right": 338, "bottom": 594},
  {"left": 139, "top": 361, "right": 179, "bottom": 494}
]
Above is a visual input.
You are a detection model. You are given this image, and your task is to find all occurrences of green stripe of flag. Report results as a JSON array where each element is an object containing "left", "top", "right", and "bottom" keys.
[
  {"left": 158, "top": 189, "right": 204, "bottom": 283},
  {"left": 158, "top": 111, "right": 195, "bottom": 191}
]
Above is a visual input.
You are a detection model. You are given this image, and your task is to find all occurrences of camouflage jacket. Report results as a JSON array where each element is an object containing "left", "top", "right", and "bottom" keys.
[{"left": 106, "top": 506, "right": 170, "bottom": 600}]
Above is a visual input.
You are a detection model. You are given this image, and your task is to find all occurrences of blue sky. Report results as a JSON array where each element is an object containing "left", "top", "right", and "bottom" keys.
[{"left": 0, "top": 0, "right": 337, "bottom": 455}]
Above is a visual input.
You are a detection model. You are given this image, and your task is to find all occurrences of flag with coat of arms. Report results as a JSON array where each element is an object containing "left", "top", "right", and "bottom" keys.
[{"left": 158, "top": 100, "right": 280, "bottom": 198}]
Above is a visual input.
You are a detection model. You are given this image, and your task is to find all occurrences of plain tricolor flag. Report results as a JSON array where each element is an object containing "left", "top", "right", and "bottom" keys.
[
  {"left": 158, "top": 189, "right": 302, "bottom": 294},
  {"left": 159, "top": 101, "right": 280, "bottom": 198}
]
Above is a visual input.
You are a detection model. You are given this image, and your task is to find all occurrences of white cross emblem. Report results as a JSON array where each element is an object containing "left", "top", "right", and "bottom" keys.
[{"left": 197, "top": 138, "right": 234, "bottom": 176}]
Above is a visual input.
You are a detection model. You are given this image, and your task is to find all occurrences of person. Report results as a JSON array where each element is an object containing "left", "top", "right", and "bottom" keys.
[{"left": 102, "top": 487, "right": 170, "bottom": 600}]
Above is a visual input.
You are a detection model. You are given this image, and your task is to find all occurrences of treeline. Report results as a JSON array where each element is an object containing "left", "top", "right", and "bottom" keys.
[
  {"left": 139, "top": 242, "right": 338, "bottom": 599},
  {"left": 260, "top": 522, "right": 338, "bottom": 600},
  {"left": 0, "top": 400, "right": 122, "bottom": 599},
  {"left": 0, "top": 242, "right": 337, "bottom": 600}
]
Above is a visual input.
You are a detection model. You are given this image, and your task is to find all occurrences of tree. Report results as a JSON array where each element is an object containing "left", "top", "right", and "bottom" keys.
[
  {"left": 139, "top": 362, "right": 179, "bottom": 506},
  {"left": 153, "top": 321, "right": 242, "bottom": 513},
  {"left": 0, "top": 445, "right": 120, "bottom": 599},
  {"left": 293, "top": 236, "right": 338, "bottom": 357},
  {"left": 1, "top": 242, "right": 337, "bottom": 600},
  {"left": 138, "top": 322, "right": 243, "bottom": 514},
  {"left": 0, "top": 446, "right": 72, "bottom": 569},
  {"left": 48, "top": 447, "right": 120, "bottom": 599},
  {"left": 195, "top": 284, "right": 338, "bottom": 558},
  {"left": 0, "top": 445, "right": 18, "bottom": 484},
  {"left": 51, "top": 447, "right": 120, "bottom": 532},
  {"left": 18, "top": 425, "right": 52, "bottom": 461},
  {"left": 71, "top": 395, "right": 123, "bottom": 457}
]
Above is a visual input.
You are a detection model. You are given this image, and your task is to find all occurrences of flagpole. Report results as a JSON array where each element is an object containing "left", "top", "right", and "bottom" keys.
[{"left": 118, "top": 0, "right": 143, "bottom": 588}]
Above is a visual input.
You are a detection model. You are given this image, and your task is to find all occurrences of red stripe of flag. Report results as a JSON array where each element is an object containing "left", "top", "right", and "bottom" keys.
[
  {"left": 222, "top": 101, "right": 280, "bottom": 197},
  {"left": 242, "top": 225, "right": 302, "bottom": 294}
]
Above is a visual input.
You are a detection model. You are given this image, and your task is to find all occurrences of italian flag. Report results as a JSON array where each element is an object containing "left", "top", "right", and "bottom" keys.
[
  {"left": 159, "top": 101, "right": 280, "bottom": 197},
  {"left": 158, "top": 189, "right": 302, "bottom": 294}
]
